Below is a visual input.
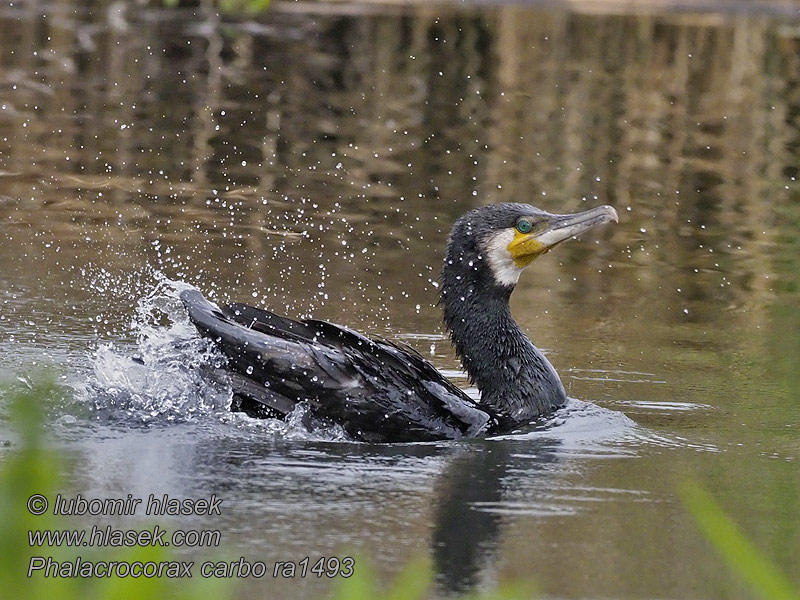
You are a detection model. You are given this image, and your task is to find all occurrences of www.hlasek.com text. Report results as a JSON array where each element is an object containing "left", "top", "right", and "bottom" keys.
[{"left": 29, "top": 525, "right": 220, "bottom": 548}]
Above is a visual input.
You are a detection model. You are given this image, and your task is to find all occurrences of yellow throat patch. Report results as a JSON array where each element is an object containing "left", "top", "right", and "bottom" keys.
[{"left": 507, "top": 230, "right": 547, "bottom": 268}]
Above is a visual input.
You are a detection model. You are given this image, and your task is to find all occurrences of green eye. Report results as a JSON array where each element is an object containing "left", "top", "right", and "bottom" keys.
[{"left": 516, "top": 219, "right": 533, "bottom": 234}]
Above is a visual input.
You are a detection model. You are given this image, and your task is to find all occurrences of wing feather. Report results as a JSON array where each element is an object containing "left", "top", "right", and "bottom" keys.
[{"left": 180, "top": 289, "right": 493, "bottom": 441}]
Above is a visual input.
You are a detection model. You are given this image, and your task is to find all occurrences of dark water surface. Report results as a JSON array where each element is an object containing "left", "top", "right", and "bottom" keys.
[{"left": 2, "top": 1, "right": 800, "bottom": 598}]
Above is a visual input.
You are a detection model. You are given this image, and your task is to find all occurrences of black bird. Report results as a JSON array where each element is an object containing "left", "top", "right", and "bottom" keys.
[{"left": 181, "top": 203, "right": 618, "bottom": 442}]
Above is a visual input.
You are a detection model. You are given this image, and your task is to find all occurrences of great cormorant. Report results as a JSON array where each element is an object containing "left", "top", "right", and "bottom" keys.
[{"left": 181, "top": 203, "right": 618, "bottom": 442}]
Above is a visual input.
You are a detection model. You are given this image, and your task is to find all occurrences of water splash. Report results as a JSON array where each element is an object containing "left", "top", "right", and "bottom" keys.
[
  {"left": 81, "top": 274, "right": 231, "bottom": 424},
  {"left": 78, "top": 273, "right": 349, "bottom": 441}
]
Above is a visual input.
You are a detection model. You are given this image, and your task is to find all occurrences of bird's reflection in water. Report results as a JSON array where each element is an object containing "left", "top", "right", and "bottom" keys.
[
  {"left": 431, "top": 438, "right": 560, "bottom": 595},
  {"left": 66, "top": 410, "right": 564, "bottom": 599}
]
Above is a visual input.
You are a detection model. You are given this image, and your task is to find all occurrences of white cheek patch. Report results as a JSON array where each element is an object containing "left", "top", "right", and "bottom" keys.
[{"left": 481, "top": 229, "right": 523, "bottom": 288}]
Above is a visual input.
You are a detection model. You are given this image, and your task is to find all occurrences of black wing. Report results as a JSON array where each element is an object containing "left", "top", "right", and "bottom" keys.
[{"left": 180, "top": 289, "right": 493, "bottom": 442}]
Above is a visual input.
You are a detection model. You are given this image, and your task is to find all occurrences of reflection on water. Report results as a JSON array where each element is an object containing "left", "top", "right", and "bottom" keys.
[
  {"left": 2, "top": 1, "right": 800, "bottom": 598},
  {"left": 432, "top": 444, "right": 515, "bottom": 594}
]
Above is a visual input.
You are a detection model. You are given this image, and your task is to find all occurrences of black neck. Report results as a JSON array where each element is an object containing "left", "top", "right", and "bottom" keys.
[{"left": 440, "top": 247, "right": 566, "bottom": 423}]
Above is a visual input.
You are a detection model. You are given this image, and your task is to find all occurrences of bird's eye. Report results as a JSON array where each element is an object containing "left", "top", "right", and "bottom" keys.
[{"left": 516, "top": 219, "right": 533, "bottom": 234}]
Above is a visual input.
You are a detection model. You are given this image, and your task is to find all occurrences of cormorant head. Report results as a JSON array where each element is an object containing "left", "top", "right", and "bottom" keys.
[{"left": 444, "top": 203, "right": 618, "bottom": 291}]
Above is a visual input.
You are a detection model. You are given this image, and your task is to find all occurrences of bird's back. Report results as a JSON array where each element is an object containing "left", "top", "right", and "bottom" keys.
[{"left": 180, "top": 289, "right": 494, "bottom": 442}]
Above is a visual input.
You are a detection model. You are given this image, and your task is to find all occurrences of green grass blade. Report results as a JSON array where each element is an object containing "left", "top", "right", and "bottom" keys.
[{"left": 680, "top": 480, "right": 800, "bottom": 600}]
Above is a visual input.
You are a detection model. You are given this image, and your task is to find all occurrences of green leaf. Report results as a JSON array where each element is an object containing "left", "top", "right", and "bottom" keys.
[{"left": 680, "top": 480, "right": 800, "bottom": 600}]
